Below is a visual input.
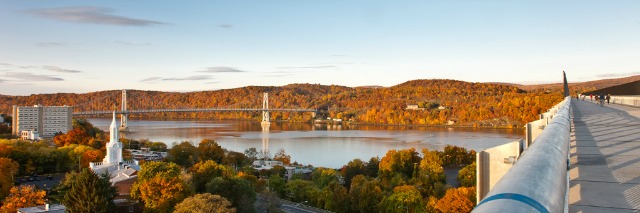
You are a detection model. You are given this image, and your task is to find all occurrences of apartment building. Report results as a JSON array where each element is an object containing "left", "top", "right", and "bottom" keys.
[{"left": 12, "top": 105, "right": 73, "bottom": 139}]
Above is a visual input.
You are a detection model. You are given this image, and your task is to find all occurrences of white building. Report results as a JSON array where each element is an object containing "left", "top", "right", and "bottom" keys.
[
  {"left": 18, "top": 204, "right": 65, "bottom": 213},
  {"left": 90, "top": 111, "right": 140, "bottom": 184},
  {"left": 11, "top": 105, "right": 73, "bottom": 138},
  {"left": 20, "top": 130, "right": 40, "bottom": 140}
]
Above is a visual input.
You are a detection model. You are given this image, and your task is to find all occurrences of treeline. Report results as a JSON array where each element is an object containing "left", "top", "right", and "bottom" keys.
[{"left": 0, "top": 79, "right": 566, "bottom": 127}]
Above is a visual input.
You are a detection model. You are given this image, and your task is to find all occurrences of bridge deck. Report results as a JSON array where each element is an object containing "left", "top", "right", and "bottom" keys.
[{"left": 569, "top": 99, "right": 640, "bottom": 212}]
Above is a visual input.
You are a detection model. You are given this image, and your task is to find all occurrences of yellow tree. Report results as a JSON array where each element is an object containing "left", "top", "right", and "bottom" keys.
[
  {"left": 0, "top": 185, "right": 46, "bottom": 213},
  {"left": 131, "top": 162, "right": 192, "bottom": 213},
  {"left": 379, "top": 185, "right": 424, "bottom": 212},
  {"left": 174, "top": 193, "right": 236, "bottom": 213},
  {"left": 137, "top": 176, "right": 190, "bottom": 213}
]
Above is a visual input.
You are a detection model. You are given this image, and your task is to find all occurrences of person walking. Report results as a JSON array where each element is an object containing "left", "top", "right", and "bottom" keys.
[
  {"left": 606, "top": 94, "right": 611, "bottom": 104},
  {"left": 599, "top": 93, "right": 605, "bottom": 106}
]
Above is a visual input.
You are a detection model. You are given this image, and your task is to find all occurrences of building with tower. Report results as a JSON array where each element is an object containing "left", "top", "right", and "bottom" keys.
[{"left": 90, "top": 111, "right": 140, "bottom": 184}]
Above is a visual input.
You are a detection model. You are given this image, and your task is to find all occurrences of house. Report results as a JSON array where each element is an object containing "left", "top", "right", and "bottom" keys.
[
  {"left": 252, "top": 160, "right": 313, "bottom": 180},
  {"left": 20, "top": 130, "right": 40, "bottom": 140},
  {"left": 406, "top": 104, "right": 419, "bottom": 110}
]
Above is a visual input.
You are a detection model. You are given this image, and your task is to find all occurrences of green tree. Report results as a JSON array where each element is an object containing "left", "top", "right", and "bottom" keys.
[
  {"left": 365, "top": 157, "right": 380, "bottom": 178},
  {"left": 190, "top": 160, "right": 234, "bottom": 193},
  {"left": 378, "top": 149, "right": 421, "bottom": 180},
  {"left": 168, "top": 141, "right": 199, "bottom": 168},
  {"left": 349, "top": 175, "right": 383, "bottom": 213},
  {"left": 244, "top": 147, "right": 258, "bottom": 162},
  {"left": 205, "top": 177, "right": 256, "bottom": 213},
  {"left": 268, "top": 175, "right": 286, "bottom": 197},
  {"left": 341, "top": 158, "right": 365, "bottom": 188},
  {"left": 321, "top": 181, "right": 349, "bottom": 213},
  {"left": 419, "top": 148, "right": 446, "bottom": 183},
  {"left": 379, "top": 185, "right": 424, "bottom": 213},
  {"left": 458, "top": 162, "right": 476, "bottom": 187},
  {"left": 285, "top": 179, "right": 316, "bottom": 203},
  {"left": 198, "top": 139, "right": 225, "bottom": 163},
  {"left": 312, "top": 167, "right": 339, "bottom": 188},
  {"left": 173, "top": 193, "right": 236, "bottom": 213},
  {"left": 62, "top": 169, "right": 117, "bottom": 213},
  {"left": 222, "top": 151, "right": 250, "bottom": 168},
  {"left": 147, "top": 142, "right": 168, "bottom": 152}
]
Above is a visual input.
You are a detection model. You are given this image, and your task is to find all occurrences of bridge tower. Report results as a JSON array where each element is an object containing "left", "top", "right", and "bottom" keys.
[
  {"left": 120, "top": 89, "right": 129, "bottom": 132},
  {"left": 260, "top": 92, "right": 270, "bottom": 159},
  {"left": 261, "top": 93, "right": 270, "bottom": 126}
]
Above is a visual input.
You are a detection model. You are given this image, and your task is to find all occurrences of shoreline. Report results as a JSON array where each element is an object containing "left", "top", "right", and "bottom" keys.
[{"left": 80, "top": 116, "right": 525, "bottom": 130}]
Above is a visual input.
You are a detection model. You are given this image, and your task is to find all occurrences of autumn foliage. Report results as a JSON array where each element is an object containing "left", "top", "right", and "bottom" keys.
[
  {"left": 435, "top": 187, "right": 477, "bottom": 213},
  {"left": 0, "top": 185, "right": 46, "bottom": 213},
  {"left": 1, "top": 79, "right": 566, "bottom": 127}
]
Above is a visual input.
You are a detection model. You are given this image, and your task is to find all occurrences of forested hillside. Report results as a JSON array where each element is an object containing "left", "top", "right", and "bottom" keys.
[
  {"left": 518, "top": 75, "right": 640, "bottom": 94},
  {"left": 0, "top": 79, "right": 565, "bottom": 127}
]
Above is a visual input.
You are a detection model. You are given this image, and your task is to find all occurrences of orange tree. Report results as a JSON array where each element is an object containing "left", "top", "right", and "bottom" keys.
[
  {"left": 0, "top": 158, "right": 18, "bottom": 201},
  {"left": 435, "top": 186, "right": 476, "bottom": 213},
  {"left": 0, "top": 185, "right": 46, "bottom": 213}
]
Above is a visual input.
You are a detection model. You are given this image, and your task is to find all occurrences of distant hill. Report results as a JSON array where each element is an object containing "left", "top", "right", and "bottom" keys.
[
  {"left": 1, "top": 79, "right": 565, "bottom": 127},
  {"left": 516, "top": 75, "right": 640, "bottom": 94}
]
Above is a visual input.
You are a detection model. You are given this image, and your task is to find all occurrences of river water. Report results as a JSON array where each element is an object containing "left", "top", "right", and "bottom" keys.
[{"left": 88, "top": 118, "right": 523, "bottom": 168}]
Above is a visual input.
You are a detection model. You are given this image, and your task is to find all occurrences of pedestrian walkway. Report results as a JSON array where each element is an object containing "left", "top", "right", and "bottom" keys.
[{"left": 569, "top": 99, "right": 640, "bottom": 212}]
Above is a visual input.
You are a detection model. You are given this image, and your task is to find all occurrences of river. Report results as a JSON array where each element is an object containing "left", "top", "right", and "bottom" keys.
[{"left": 88, "top": 118, "right": 523, "bottom": 168}]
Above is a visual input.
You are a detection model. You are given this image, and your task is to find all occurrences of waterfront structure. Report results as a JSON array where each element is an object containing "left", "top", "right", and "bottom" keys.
[
  {"left": 90, "top": 111, "right": 140, "bottom": 184},
  {"left": 11, "top": 105, "right": 73, "bottom": 138}
]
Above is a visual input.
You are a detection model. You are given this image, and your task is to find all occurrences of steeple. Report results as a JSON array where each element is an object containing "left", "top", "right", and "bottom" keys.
[
  {"left": 109, "top": 111, "right": 118, "bottom": 142},
  {"left": 104, "top": 111, "right": 122, "bottom": 164}
]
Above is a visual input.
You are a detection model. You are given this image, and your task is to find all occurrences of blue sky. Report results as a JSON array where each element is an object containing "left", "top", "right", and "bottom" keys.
[{"left": 1, "top": 1, "right": 639, "bottom": 95}]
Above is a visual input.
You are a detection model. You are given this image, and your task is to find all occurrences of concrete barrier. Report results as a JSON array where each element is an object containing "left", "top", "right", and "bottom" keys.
[
  {"left": 473, "top": 97, "right": 571, "bottom": 213},
  {"left": 610, "top": 95, "right": 640, "bottom": 107},
  {"left": 476, "top": 140, "right": 522, "bottom": 202}
]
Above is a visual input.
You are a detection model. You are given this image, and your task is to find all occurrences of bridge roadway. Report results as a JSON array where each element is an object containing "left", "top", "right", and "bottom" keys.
[
  {"left": 73, "top": 108, "right": 317, "bottom": 116},
  {"left": 569, "top": 99, "right": 640, "bottom": 212}
]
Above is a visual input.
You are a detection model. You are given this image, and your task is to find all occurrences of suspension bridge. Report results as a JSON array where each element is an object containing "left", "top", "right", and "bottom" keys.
[{"left": 72, "top": 90, "right": 318, "bottom": 131}]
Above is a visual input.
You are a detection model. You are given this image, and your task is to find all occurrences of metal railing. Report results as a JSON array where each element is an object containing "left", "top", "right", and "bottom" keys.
[{"left": 472, "top": 97, "right": 572, "bottom": 213}]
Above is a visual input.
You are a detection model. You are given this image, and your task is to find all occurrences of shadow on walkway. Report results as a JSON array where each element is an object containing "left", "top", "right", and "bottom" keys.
[{"left": 569, "top": 100, "right": 640, "bottom": 212}]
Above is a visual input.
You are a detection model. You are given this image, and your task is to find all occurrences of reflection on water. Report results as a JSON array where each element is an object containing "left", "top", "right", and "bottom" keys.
[{"left": 88, "top": 118, "right": 523, "bottom": 168}]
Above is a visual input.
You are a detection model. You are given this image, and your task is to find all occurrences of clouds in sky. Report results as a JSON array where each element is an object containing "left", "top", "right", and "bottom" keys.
[
  {"left": 42, "top": 66, "right": 82, "bottom": 73},
  {"left": 37, "top": 42, "right": 67, "bottom": 47},
  {"left": 3, "top": 72, "right": 64, "bottom": 81},
  {"left": 197, "top": 67, "right": 246, "bottom": 73},
  {"left": 277, "top": 65, "right": 338, "bottom": 69},
  {"left": 27, "top": 6, "right": 167, "bottom": 27},
  {"left": 595, "top": 72, "right": 640, "bottom": 78},
  {"left": 218, "top": 24, "right": 233, "bottom": 29},
  {"left": 114, "top": 41, "right": 152, "bottom": 46},
  {"left": 140, "top": 75, "right": 212, "bottom": 83}
]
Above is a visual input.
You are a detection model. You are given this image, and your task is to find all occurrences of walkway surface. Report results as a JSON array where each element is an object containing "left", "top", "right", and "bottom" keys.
[{"left": 569, "top": 100, "right": 640, "bottom": 212}]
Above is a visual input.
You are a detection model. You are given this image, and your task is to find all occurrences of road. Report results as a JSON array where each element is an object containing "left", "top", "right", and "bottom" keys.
[{"left": 281, "top": 204, "right": 316, "bottom": 213}]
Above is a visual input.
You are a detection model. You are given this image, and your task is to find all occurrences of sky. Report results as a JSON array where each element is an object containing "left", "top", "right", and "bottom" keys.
[{"left": 1, "top": 1, "right": 639, "bottom": 96}]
